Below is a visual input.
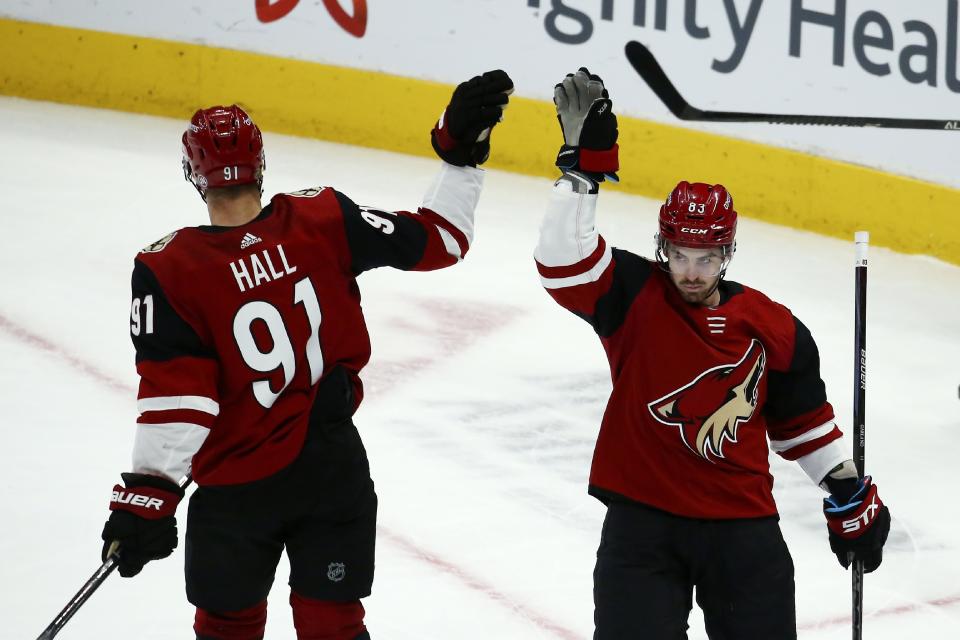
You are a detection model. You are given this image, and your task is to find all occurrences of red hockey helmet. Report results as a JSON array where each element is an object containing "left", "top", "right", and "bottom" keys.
[
  {"left": 182, "top": 105, "right": 265, "bottom": 199},
  {"left": 657, "top": 181, "right": 737, "bottom": 249}
]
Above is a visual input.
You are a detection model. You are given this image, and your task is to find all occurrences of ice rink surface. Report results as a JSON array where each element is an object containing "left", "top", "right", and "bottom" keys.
[{"left": 2, "top": 97, "right": 959, "bottom": 639}]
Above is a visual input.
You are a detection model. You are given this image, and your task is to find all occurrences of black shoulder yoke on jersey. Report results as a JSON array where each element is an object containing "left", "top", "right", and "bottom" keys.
[
  {"left": 131, "top": 260, "right": 215, "bottom": 364},
  {"left": 763, "top": 316, "right": 828, "bottom": 422},
  {"left": 334, "top": 190, "right": 429, "bottom": 275},
  {"left": 579, "top": 249, "right": 654, "bottom": 337},
  {"left": 717, "top": 279, "right": 745, "bottom": 304}
]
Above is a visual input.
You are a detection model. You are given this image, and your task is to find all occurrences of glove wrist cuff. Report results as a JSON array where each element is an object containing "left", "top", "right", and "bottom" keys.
[
  {"left": 555, "top": 145, "right": 619, "bottom": 184},
  {"left": 579, "top": 144, "right": 619, "bottom": 174},
  {"left": 111, "top": 474, "right": 183, "bottom": 520},
  {"left": 432, "top": 111, "right": 459, "bottom": 152},
  {"left": 823, "top": 478, "right": 884, "bottom": 539}
]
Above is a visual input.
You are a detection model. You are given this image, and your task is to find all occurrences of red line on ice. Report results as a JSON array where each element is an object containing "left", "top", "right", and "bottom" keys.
[
  {"left": 11, "top": 306, "right": 958, "bottom": 635},
  {"left": 799, "top": 592, "right": 960, "bottom": 630},
  {"left": 380, "top": 527, "right": 583, "bottom": 640},
  {"left": 3, "top": 303, "right": 582, "bottom": 638},
  {"left": 0, "top": 313, "right": 133, "bottom": 395}
]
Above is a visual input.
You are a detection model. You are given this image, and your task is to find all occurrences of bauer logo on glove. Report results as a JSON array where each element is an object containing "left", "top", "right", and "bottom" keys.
[{"left": 110, "top": 489, "right": 166, "bottom": 511}]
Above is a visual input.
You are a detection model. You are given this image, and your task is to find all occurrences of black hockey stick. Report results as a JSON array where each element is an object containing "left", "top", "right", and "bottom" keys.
[
  {"left": 36, "top": 473, "right": 193, "bottom": 640},
  {"left": 624, "top": 41, "right": 960, "bottom": 131},
  {"left": 851, "top": 232, "right": 868, "bottom": 639}
]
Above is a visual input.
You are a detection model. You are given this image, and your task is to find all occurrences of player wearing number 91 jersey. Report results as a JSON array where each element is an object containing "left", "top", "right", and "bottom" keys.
[
  {"left": 130, "top": 183, "right": 467, "bottom": 486},
  {"left": 102, "top": 68, "right": 513, "bottom": 640}
]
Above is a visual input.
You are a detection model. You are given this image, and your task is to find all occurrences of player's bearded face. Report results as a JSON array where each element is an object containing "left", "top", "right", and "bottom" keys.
[{"left": 665, "top": 244, "right": 726, "bottom": 305}]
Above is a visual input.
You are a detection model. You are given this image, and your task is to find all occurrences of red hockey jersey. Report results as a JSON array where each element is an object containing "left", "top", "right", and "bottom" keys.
[
  {"left": 535, "top": 181, "right": 847, "bottom": 519},
  {"left": 129, "top": 164, "right": 482, "bottom": 486}
]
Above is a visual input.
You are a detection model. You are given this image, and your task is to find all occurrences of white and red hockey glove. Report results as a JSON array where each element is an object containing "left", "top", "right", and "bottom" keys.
[
  {"left": 554, "top": 67, "right": 619, "bottom": 184},
  {"left": 823, "top": 475, "right": 890, "bottom": 573},
  {"left": 431, "top": 69, "right": 513, "bottom": 167},
  {"left": 101, "top": 472, "right": 184, "bottom": 577}
]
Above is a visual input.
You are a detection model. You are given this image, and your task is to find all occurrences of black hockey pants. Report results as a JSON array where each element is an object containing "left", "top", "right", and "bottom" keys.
[{"left": 593, "top": 500, "right": 796, "bottom": 640}]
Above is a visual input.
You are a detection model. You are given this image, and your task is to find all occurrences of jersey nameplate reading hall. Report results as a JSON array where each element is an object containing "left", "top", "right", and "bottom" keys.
[{"left": 230, "top": 245, "right": 298, "bottom": 292}]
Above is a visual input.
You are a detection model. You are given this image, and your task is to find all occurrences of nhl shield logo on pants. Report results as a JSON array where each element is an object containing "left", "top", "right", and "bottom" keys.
[{"left": 327, "top": 562, "right": 346, "bottom": 582}]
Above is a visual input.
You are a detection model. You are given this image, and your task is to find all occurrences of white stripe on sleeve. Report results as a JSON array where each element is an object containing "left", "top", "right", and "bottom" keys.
[
  {"left": 132, "top": 422, "right": 209, "bottom": 483},
  {"left": 137, "top": 395, "right": 220, "bottom": 416},
  {"left": 769, "top": 420, "right": 836, "bottom": 453},
  {"left": 539, "top": 242, "right": 613, "bottom": 289},
  {"left": 794, "top": 437, "right": 851, "bottom": 487},
  {"left": 436, "top": 227, "right": 463, "bottom": 262},
  {"left": 421, "top": 162, "right": 484, "bottom": 246},
  {"left": 534, "top": 180, "right": 600, "bottom": 268}
]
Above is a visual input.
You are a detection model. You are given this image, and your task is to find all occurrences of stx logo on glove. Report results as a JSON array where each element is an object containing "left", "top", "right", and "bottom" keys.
[
  {"left": 823, "top": 475, "right": 890, "bottom": 573},
  {"left": 841, "top": 494, "right": 880, "bottom": 534},
  {"left": 111, "top": 490, "right": 166, "bottom": 511}
]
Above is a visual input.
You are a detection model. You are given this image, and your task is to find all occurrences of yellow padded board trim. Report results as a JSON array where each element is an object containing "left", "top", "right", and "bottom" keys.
[{"left": 2, "top": 18, "right": 956, "bottom": 264}]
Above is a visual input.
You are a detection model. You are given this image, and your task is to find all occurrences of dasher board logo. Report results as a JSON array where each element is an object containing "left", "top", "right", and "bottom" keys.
[
  {"left": 141, "top": 231, "right": 178, "bottom": 253},
  {"left": 648, "top": 340, "right": 766, "bottom": 462}
]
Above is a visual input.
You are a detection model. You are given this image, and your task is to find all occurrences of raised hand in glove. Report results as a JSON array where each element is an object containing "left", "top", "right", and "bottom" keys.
[
  {"left": 823, "top": 475, "right": 890, "bottom": 573},
  {"left": 432, "top": 69, "right": 514, "bottom": 167},
  {"left": 101, "top": 473, "right": 185, "bottom": 577},
  {"left": 554, "top": 67, "right": 619, "bottom": 182}
]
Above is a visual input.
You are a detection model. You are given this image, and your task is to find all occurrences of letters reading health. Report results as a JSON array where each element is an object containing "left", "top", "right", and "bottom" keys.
[{"left": 533, "top": 0, "right": 960, "bottom": 90}]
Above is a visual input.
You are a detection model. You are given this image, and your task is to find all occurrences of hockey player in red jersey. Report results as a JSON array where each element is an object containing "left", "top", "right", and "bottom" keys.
[
  {"left": 535, "top": 68, "right": 891, "bottom": 639},
  {"left": 100, "top": 69, "right": 513, "bottom": 639}
]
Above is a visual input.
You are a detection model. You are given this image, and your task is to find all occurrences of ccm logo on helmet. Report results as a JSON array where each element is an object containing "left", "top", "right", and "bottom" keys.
[
  {"left": 681, "top": 227, "right": 708, "bottom": 234},
  {"left": 111, "top": 490, "right": 165, "bottom": 511},
  {"left": 841, "top": 495, "right": 880, "bottom": 533}
]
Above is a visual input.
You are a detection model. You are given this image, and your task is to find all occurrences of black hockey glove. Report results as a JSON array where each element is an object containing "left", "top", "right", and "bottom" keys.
[
  {"left": 101, "top": 473, "right": 185, "bottom": 577},
  {"left": 431, "top": 69, "right": 514, "bottom": 167},
  {"left": 554, "top": 67, "right": 619, "bottom": 183},
  {"left": 822, "top": 475, "right": 890, "bottom": 573}
]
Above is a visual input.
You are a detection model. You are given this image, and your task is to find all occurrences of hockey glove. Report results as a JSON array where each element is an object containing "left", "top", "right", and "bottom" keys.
[
  {"left": 431, "top": 69, "right": 514, "bottom": 167},
  {"left": 823, "top": 475, "right": 890, "bottom": 573},
  {"left": 101, "top": 472, "right": 185, "bottom": 577},
  {"left": 554, "top": 67, "right": 619, "bottom": 183}
]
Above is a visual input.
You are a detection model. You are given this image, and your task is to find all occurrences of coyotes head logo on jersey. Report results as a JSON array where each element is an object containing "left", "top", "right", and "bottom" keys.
[
  {"left": 140, "top": 231, "right": 178, "bottom": 254},
  {"left": 648, "top": 340, "right": 766, "bottom": 462}
]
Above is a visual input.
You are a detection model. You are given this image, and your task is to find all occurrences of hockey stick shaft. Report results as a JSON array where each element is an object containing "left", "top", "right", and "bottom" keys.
[
  {"left": 36, "top": 473, "right": 193, "bottom": 640},
  {"left": 36, "top": 556, "right": 119, "bottom": 640},
  {"left": 852, "top": 232, "right": 868, "bottom": 639},
  {"left": 624, "top": 41, "right": 960, "bottom": 131}
]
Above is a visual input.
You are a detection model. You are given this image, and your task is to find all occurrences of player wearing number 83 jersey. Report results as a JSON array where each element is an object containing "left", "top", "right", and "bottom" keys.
[
  {"left": 102, "top": 67, "right": 513, "bottom": 640},
  {"left": 537, "top": 68, "right": 889, "bottom": 640}
]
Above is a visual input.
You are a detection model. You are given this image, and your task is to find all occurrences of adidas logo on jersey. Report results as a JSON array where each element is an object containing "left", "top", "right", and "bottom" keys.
[{"left": 240, "top": 233, "right": 262, "bottom": 249}]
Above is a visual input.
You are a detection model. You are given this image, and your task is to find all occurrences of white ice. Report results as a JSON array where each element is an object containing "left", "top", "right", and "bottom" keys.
[{"left": 2, "top": 97, "right": 959, "bottom": 639}]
